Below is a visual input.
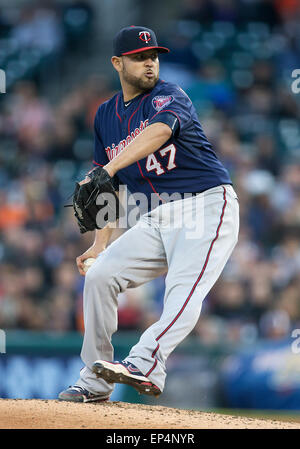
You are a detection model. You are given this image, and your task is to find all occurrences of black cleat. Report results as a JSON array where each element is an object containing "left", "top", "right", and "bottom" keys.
[{"left": 58, "top": 385, "right": 110, "bottom": 403}]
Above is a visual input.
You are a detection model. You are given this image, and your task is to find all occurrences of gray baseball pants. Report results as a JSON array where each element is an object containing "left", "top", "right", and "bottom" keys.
[{"left": 76, "top": 184, "right": 239, "bottom": 395}]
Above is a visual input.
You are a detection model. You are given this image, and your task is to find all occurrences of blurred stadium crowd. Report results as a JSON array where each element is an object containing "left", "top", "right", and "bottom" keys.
[{"left": 0, "top": 0, "right": 300, "bottom": 346}]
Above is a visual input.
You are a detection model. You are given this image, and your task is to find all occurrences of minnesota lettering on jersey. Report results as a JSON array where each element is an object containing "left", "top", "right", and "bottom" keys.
[{"left": 105, "top": 120, "right": 149, "bottom": 161}]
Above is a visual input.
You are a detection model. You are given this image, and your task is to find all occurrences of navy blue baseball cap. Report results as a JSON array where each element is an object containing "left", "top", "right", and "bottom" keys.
[{"left": 113, "top": 26, "right": 170, "bottom": 56}]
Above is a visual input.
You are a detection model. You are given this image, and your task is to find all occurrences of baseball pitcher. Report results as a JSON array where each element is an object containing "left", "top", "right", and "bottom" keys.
[{"left": 59, "top": 26, "right": 239, "bottom": 402}]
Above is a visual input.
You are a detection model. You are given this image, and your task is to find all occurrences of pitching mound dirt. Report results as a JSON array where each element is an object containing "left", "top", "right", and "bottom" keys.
[{"left": 0, "top": 399, "right": 299, "bottom": 429}]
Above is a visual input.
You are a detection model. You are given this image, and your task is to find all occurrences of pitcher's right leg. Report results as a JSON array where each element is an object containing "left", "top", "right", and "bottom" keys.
[{"left": 72, "top": 217, "right": 167, "bottom": 396}]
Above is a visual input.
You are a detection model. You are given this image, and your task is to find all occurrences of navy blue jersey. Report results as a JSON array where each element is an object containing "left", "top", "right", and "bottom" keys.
[{"left": 93, "top": 79, "right": 231, "bottom": 207}]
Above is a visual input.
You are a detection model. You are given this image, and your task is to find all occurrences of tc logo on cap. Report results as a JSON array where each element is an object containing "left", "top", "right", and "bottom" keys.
[{"left": 139, "top": 31, "right": 151, "bottom": 43}]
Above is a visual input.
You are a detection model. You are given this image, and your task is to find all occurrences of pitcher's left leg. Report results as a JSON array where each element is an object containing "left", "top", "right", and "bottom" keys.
[{"left": 125, "top": 186, "right": 239, "bottom": 392}]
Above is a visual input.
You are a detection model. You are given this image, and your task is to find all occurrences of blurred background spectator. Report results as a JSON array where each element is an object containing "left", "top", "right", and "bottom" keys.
[{"left": 0, "top": 0, "right": 300, "bottom": 348}]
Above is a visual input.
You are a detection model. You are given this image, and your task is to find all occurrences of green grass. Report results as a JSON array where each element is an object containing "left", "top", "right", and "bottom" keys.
[{"left": 206, "top": 408, "right": 300, "bottom": 424}]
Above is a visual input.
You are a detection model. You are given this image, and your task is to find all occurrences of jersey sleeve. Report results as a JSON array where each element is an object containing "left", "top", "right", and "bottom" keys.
[
  {"left": 148, "top": 84, "right": 192, "bottom": 137},
  {"left": 90, "top": 107, "right": 122, "bottom": 190},
  {"left": 149, "top": 111, "right": 180, "bottom": 137},
  {"left": 93, "top": 108, "right": 109, "bottom": 167}
]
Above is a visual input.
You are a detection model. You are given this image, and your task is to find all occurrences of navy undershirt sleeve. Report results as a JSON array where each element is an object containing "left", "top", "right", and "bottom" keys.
[
  {"left": 91, "top": 108, "right": 121, "bottom": 190},
  {"left": 93, "top": 108, "right": 110, "bottom": 166}
]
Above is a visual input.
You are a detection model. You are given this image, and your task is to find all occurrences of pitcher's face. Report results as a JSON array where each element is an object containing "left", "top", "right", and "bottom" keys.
[{"left": 117, "top": 50, "right": 159, "bottom": 92}]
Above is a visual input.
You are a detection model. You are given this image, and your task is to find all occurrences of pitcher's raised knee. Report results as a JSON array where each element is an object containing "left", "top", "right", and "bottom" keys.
[
  {"left": 85, "top": 257, "right": 110, "bottom": 283},
  {"left": 84, "top": 256, "right": 122, "bottom": 294}
]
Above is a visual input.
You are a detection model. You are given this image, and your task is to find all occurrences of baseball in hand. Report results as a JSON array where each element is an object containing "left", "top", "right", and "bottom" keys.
[{"left": 83, "top": 257, "right": 96, "bottom": 273}]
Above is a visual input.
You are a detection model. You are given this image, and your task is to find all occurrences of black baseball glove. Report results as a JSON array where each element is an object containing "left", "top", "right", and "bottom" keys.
[{"left": 72, "top": 166, "right": 121, "bottom": 233}]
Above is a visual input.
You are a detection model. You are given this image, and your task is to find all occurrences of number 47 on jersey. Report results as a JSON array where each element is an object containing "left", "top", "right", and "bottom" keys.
[{"left": 146, "top": 144, "right": 177, "bottom": 176}]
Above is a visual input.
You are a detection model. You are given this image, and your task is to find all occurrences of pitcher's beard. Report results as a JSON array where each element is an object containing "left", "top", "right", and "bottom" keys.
[{"left": 122, "top": 69, "right": 159, "bottom": 92}]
